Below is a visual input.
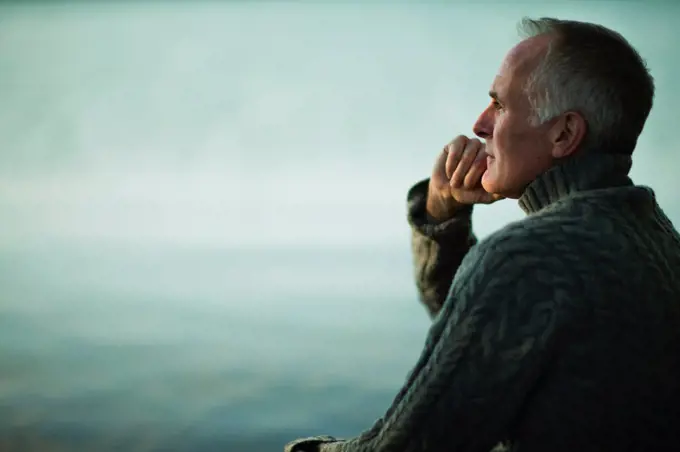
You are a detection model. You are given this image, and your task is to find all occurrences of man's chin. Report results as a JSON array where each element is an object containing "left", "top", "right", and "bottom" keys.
[
  {"left": 482, "top": 176, "right": 520, "bottom": 200},
  {"left": 481, "top": 174, "right": 498, "bottom": 195}
]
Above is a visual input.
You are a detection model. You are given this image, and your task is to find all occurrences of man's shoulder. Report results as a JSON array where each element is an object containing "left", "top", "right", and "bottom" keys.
[
  {"left": 474, "top": 211, "right": 575, "bottom": 257},
  {"left": 447, "top": 213, "right": 582, "bottom": 311},
  {"left": 477, "top": 194, "right": 623, "bottom": 255},
  {"left": 455, "top": 210, "right": 587, "bottom": 285},
  {"left": 456, "top": 191, "right": 646, "bottom": 285}
]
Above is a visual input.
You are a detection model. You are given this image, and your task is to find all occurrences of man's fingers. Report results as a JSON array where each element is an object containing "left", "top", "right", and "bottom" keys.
[
  {"left": 445, "top": 135, "right": 468, "bottom": 180},
  {"left": 432, "top": 147, "right": 449, "bottom": 182},
  {"left": 451, "top": 139, "right": 482, "bottom": 188},
  {"left": 463, "top": 152, "right": 487, "bottom": 189}
]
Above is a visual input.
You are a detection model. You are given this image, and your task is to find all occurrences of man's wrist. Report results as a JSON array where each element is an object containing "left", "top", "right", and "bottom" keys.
[{"left": 425, "top": 197, "right": 470, "bottom": 223}]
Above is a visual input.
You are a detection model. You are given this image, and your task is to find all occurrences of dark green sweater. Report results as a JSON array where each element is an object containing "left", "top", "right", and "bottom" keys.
[{"left": 285, "top": 152, "right": 680, "bottom": 452}]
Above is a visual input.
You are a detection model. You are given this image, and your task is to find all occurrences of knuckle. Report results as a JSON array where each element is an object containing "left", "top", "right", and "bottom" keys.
[
  {"left": 451, "top": 135, "right": 468, "bottom": 150},
  {"left": 461, "top": 146, "right": 477, "bottom": 162},
  {"left": 468, "top": 137, "right": 481, "bottom": 147},
  {"left": 446, "top": 151, "right": 459, "bottom": 167},
  {"left": 467, "top": 139, "right": 482, "bottom": 153}
]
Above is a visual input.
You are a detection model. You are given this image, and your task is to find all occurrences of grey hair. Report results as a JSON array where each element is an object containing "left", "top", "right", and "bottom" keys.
[{"left": 518, "top": 17, "right": 655, "bottom": 154}]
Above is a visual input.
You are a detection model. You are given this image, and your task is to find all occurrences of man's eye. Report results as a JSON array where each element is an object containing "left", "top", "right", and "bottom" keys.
[{"left": 492, "top": 100, "right": 503, "bottom": 110}]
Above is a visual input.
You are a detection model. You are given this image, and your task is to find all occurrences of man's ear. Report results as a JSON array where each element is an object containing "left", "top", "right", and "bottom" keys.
[{"left": 549, "top": 111, "right": 588, "bottom": 158}]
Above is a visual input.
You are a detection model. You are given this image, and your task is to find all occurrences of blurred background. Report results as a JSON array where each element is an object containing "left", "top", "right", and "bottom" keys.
[{"left": 0, "top": 1, "right": 677, "bottom": 451}]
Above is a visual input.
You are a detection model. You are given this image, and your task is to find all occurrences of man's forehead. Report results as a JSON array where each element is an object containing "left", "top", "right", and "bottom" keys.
[
  {"left": 490, "top": 76, "right": 504, "bottom": 96},
  {"left": 500, "top": 35, "right": 551, "bottom": 74},
  {"left": 490, "top": 35, "right": 551, "bottom": 97}
]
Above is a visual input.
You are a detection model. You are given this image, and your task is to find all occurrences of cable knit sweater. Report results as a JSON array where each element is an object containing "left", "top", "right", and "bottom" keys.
[{"left": 284, "top": 152, "right": 680, "bottom": 452}]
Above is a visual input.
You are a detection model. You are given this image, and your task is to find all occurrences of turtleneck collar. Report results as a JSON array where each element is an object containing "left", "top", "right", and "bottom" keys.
[{"left": 518, "top": 152, "right": 634, "bottom": 214}]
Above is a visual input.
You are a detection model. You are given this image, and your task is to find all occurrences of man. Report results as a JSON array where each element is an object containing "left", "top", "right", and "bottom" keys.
[{"left": 285, "top": 17, "right": 680, "bottom": 452}]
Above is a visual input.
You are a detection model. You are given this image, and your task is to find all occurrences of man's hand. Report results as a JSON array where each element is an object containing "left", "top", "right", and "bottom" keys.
[{"left": 426, "top": 135, "right": 503, "bottom": 221}]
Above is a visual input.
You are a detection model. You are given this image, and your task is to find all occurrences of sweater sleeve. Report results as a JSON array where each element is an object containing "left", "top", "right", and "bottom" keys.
[
  {"left": 407, "top": 179, "right": 478, "bottom": 318},
  {"left": 284, "top": 236, "right": 562, "bottom": 452}
]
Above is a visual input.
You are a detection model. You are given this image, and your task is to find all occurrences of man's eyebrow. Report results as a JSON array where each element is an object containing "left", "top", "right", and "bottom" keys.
[{"left": 489, "top": 90, "right": 501, "bottom": 102}]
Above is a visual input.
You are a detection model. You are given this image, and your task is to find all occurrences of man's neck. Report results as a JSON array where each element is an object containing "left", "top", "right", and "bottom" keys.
[{"left": 518, "top": 152, "right": 634, "bottom": 214}]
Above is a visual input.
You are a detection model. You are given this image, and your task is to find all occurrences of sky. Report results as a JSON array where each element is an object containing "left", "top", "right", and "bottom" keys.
[{"left": 1, "top": 1, "right": 678, "bottom": 251}]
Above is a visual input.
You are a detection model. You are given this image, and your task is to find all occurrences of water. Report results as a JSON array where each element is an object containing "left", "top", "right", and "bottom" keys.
[{"left": 0, "top": 242, "right": 430, "bottom": 451}]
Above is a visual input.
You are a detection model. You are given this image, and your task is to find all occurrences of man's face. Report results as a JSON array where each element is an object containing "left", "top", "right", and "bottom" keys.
[{"left": 473, "top": 36, "right": 557, "bottom": 199}]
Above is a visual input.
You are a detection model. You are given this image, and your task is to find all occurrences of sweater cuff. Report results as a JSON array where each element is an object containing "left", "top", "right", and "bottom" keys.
[
  {"left": 284, "top": 436, "right": 341, "bottom": 452},
  {"left": 407, "top": 178, "right": 474, "bottom": 240}
]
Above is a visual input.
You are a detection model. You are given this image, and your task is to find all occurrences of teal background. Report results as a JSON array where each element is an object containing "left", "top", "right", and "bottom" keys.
[{"left": 1, "top": 2, "right": 677, "bottom": 450}]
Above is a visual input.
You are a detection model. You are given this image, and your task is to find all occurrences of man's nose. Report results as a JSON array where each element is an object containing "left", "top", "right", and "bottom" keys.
[{"left": 473, "top": 107, "right": 493, "bottom": 139}]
